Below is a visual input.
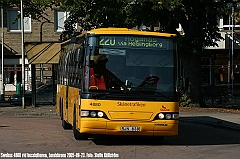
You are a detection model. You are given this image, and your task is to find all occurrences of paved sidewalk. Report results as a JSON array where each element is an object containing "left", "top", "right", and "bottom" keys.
[
  {"left": 180, "top": 111, "right": 240, "bottom": 132},
  {"left": 0, "top": 103, "right": 56, "bottom": 117},
  {"left": 0, "top": 102, "right": 240, "bottom": 132}
]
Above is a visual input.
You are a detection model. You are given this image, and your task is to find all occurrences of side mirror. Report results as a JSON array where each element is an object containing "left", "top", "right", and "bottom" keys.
[
  {"left": 75, "top": 47, "right": 84, "bottom": 64},
  {"left": 71, "top": 36, "right": 76, "bottom": 43}
]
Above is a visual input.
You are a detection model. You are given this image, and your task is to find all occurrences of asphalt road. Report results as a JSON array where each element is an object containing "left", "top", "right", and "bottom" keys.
[{"left": 0, "top": 105, "right": 239, "bottom": 159}]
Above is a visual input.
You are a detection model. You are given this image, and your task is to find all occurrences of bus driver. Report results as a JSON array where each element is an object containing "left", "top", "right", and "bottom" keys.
[{"left": 92, "top": 54, "right": 125, "bottom": 90}]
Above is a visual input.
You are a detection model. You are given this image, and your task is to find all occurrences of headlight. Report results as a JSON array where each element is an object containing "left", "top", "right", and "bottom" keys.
[
  {"left": 80, "top": 110, "right": 108, "bottom": 119},
  {"left": 97, "top": 111, "right": 104, "bottom": 117},
  {"left": 81, "top": 111, "right": 89, "bottom": 117},
  {"left": 172, "top": 114, "right": 179, "bottom": 119},
  {"left": 90, "top": 111, "right": 97, "bottom": 117},
  {"left": 158, "top": 113, "right": 164, "bottom": 119},
  {"left": 165, "top": 114, "right": 172, "bottom": 119},
  {"left": 155, "top": 112, "right": 179, "bottom": 120}
]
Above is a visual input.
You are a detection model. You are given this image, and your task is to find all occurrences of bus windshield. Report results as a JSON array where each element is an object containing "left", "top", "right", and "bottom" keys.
[{"left": 84, "top": 35, "right": 177, "bottom": 97}]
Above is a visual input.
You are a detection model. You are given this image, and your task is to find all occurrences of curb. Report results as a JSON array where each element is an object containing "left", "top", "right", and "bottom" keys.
[
  {"left": 14, "top": 112, "right": 57, "bottom": 117},
  {"left": 0, "top": 105, "right": 57, "bottom": 117}
]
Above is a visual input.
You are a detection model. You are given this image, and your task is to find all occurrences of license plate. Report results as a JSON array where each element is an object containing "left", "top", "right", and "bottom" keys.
[{"left": 120, "top": 126, "right": 140, "bottom": 132}]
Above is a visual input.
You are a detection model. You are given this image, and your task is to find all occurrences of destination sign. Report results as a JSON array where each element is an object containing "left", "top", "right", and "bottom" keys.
[{"left": 98, "top": 36, "right": 169, "bottom": 49}]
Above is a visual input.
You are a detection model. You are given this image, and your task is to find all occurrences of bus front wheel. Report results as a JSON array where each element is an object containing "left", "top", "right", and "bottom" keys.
[{"left": 73, "top": 110, "right": 88, "bottom": 140}]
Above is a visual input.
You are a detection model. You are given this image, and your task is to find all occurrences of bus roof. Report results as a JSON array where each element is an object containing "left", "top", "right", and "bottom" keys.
[
  {"left": 61, "top": 27, "right": 177, "bottom": 45},
  {"left": 87, "top": 28, "right": 177, "bottom": 38}
]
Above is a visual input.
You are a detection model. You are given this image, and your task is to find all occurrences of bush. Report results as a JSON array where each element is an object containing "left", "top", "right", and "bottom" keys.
[{"left": 179, "top": 94, "right": 191, "bottom": 107}]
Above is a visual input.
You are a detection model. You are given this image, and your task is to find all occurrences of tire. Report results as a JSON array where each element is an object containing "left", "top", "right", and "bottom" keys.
[
  {"left": 62, "top": 119, "right": 72, "bottom": 130},
  {"left": 73, "top": 110, "right": 88, "bottom": 140}
]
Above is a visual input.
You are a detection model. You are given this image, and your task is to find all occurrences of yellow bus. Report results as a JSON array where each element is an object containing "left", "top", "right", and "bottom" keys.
[{"left": 56, "top": 28, "right": 179, "bottom": 140}]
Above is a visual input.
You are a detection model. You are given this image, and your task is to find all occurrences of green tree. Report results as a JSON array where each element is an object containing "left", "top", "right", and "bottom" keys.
[
  {"left": 1, "top": 0, "right": 238, "bottom": 107},
  {"left": 0, "top": 0, "right": 59, "bottom": 21},
  {"left": 159, "top": 0, "right": 236, "bottom": 107},
  {"left": 57, "top": 0, "right": 237, "bottom": 107}
]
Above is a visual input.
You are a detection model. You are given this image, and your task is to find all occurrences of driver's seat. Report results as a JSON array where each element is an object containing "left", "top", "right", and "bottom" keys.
[{"left": 89, "top": 68, "right": 106, "bottom": 90}]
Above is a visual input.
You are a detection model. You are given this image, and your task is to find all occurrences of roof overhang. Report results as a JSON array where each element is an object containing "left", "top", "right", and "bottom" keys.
[{"left": 25, "top": 42, "right": 61, "bottom": 64}]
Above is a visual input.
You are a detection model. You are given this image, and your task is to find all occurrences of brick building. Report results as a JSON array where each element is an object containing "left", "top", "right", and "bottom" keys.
[{"left": 0, "top": 8, "right": 67, "bottom": 96}]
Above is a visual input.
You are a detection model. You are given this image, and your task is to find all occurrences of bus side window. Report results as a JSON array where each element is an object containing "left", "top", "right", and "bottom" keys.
[
  {"left": 75, "top": 60, "right": 82, "bottom": 88},
  {"left": 74, "top": 47, "right": 84, "bottom": 88}
]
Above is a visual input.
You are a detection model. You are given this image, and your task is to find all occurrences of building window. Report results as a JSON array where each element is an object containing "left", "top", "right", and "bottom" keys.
[
  {"left": 4, "top": 65, "right": 22, "bottom": 84},
  {"left": 7, "top": 10, "right": 31, "bottom": 32},
  {"left": 221, "top": 14, "right": 240, "bottom": 30},
  {"left": 54, "top": 10, "right": 70, "bottom": 32}
]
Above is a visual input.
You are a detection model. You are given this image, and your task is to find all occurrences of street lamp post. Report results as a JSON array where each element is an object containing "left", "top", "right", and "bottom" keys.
[
  {"left": 0, "top": 7, "right": 4, "bottom": 101},
  {"left": 21, "top": 0, "right": 25, "bottom": 108},
  {"left": 231, "top": 5, "right": 234, "bottom": 94},
  {"left": 227, "top": 3, "right": 235, "bottom": 93},
  {"left": 228, "top": 14, "right": 231, "bottom": 91}
]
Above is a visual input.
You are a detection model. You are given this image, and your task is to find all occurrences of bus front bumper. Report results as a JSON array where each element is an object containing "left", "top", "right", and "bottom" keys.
[{"left": 79, "top": 119, "right": 178, "bottom": 136}]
